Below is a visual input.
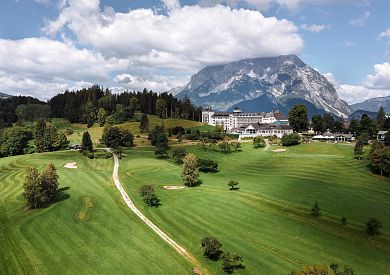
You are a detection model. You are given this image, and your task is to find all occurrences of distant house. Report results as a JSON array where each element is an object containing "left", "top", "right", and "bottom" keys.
[
  {"left": 377, "top": 131, "right": 388, "bottom": 141},
  {"left": 312, "top": 133, "right": 354, "bottom": 142},
  {"left": 232, "top": 123, "right": 293, "bottom": 139}
]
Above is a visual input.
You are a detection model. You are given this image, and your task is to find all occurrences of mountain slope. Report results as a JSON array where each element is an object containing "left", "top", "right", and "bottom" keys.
[
  {"left": 176, "top": 55, "right": 352, "bottom": 117},
  {"left": 0, "top": 92, "right": 11, "bottom": 98},
  {"left": 351, "top": 96, "right": 390, "bottom": 113}
]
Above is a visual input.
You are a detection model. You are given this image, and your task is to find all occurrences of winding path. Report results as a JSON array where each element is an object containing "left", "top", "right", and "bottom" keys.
[{"left": 108, "top": 150, "right": 202, "bottom": 272}]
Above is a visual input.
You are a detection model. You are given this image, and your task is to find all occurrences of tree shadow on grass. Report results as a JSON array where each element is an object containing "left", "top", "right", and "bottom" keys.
[
  {"left": 223, "top": 264, "right": 246, "bottom": 274},
  {"left": 56, "top": 186, "right": 71, "bottom": 202}
]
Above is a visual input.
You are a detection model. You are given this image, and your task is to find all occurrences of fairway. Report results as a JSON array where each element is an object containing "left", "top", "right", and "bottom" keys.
[
  {"left": 118, "top": 143, "right": 390, "bottom": 274},
  {"left": 0, "top": 151, "right": 192, "bottom": 274}
]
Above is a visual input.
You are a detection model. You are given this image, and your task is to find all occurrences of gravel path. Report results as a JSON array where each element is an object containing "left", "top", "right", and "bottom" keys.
[{"left": 108, "top": 149, "right": 203, "bottom": 272}]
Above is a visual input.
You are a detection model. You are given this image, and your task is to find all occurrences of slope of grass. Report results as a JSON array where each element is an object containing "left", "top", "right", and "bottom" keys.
[
  {"left": 0, "top": 151, "right": 192, "bottom": 274},
  {"left": 119, "top": 143, "right": 390, "bottom": 274},
  {"left": 57, "top": 115, "right": 203, "bottom": 145}
]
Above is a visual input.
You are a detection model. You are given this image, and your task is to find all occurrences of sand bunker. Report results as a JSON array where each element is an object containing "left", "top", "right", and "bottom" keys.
[
  {"left": 272, "top": 149, "right": 286, "bottom": 153},
  {"left": 163, "top": 185, "right": 185, "bottom": 190},
  {"left": 64, "top": 162, "right": 78, "bottom": 169}
]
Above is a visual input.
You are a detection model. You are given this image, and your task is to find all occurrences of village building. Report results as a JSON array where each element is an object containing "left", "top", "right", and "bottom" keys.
[
  {"left": 377, "top": 130, "right": 388, "bottom": 141},
  {"left": 202, "top": 107, "right": 289, "bottom": 131},
  {"left": 231, "top": 123, "right": 294, "bottom": 139},
  {"left": 312, "top": 133, "right": 355, "bottom": 142}
]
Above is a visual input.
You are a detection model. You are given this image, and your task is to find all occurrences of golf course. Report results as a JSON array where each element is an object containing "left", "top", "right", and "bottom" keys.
[{"left": 1, "top": 139, "right": 390, "bottom": 274}]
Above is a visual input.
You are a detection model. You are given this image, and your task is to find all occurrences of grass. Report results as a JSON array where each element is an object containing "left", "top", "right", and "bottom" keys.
[
  {"left": 0, "top": 151, "right": 192, "bottom": 274},
  {"left": 118, "top": 142, "right": 390, "bottom": 274},
  {"left": 54, "top": 115, "right": 203, "bottom": 145}
]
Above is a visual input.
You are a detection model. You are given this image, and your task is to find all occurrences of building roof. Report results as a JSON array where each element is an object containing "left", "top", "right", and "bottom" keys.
[
  {"left": 236, "top": 123, "right": 293, "bottom": 131},
  {"left": 212, "top": 112, "right": 231, "bottom": 117},
  {"left": 378, "top": 130, "right": 388, "bottom": 135}
]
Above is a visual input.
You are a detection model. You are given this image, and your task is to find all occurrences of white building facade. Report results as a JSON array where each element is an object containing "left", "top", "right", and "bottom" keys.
[{"left": 202, "top": 107, "right": 289, "bottom": 131}]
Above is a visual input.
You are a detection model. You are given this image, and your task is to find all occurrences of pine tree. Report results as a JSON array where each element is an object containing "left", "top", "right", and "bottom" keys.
[
  {"left": 354, "top": 140, "right": 364, "bottom": 160},
  {"left": 376, "top": 106, "right": 386, "bottom": 131},
  {"left": 139, "top": 114, "right": 149, "bottom": 133},
  {"left": 182, "top": 153, "right": 199, "bottom": 187},
  {"left": 311, "top": 202, "right": 321, "bottom": 217},
  {"left": 81, "top": 131, "right": 93, "bottom": 152},
  {"left": 35, "top": 119, "right": 46, "bottom": 153}
]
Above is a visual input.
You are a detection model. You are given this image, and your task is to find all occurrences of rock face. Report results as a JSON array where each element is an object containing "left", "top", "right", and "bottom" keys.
[
  {"left": 351, "top": 96, "right": 390, "bottom": 113},
  {"left": 175, "top": 55, "right": 352, "bottom": 117}
]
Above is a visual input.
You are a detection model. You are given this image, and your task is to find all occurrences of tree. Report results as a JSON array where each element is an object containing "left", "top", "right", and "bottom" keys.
[
  {"left": 53, "top": 132, "right": 69, "bottom": 150},
  {"left": 221, "top": 252, "right": 244, "bottom": 274},
  {"left": 384, "top": 131, "right": 390, "bottom": 146},
  {"left": 231, "top": 141, "right": 241, "bottom": 151},
  {"left": 82, "top": 102, "right": 95, "bottom": 128},
  {"left": 354, "top": 140, "right": 364, "bottom": 160},
  {"left": 23, "top": 163, "right": 59, "bottom": 209},
  {"left": 15, "top": 104, "right": 50, "bottom": 121},
  {"left": 366, "top": 217, "right": 382, "bottom": 236},
  {"left": 311, "top": 202, "right": 321, "bottom": 217},
  {"left": 0, "top": 126, "right": 32, "bottom": 156},
  {"left": 35, "top": 119, "right": 46, "bottom": 153},
  {"left": 139, "top": 114, "right": 149, "bottom": 133},
  {"left": 154, "top": 132, "right": 168, "bottom": 158},
  {"left": 322, "top": 113, "right": 335, "bottom": 132},
  {"left": 253, "top": 136, "right": 266, "bottom": 148},
  {"left": 172, "top": 148, "right": 187, "bottom": 163},
  {"left": 97, "top": 108, "right": 107, "bottom": 127},
  {"left": 281, "top": 133, "right": 301, "bottom": 146},
  {"left": 81, "top": 131, "right": 93, "bottom": 152},
  {"left": 359, "top": 114, "right": 375, "bottom": 138},
  {"left": 102, "top": 126, "right": 134, "bottom": 148},
  {"left": 311, "top": 115, "right": 324, "bottom": 133},
  {"left": 198, "top": 159, "right": 218, "bottom": 173},
  {"left": 376, "top": 106, "right": 386, "bottom": 131},
  {"left": 148, "top": 125, "right": 165, "bottom": 146},
  {"left": 219, "top": 138, "right": 232, "bottom": 154},
  {"left": 288, "top": 105, "right": 308, "bottom": 132},
  {"left": 139, "top": 185, "right": 160, "bottom": 207},
  {"left": 290, "top": 264, "right": 329, "bottom": 275},
  {"left": 349, "top": 119, "right": 358, "bottom": 134},
  {"left": 200, "top": 237, "right": 222, "bottom": 260},
  {"left": 156, "top": 98, "right": 167, "bottom": 118},
  {"left": 368, "top": 141, "right": 390, "bottom": 176},
  {"left": 228, "top": 180, "right": 239, "bottom": 190},
  {"left": 182, "top": 153, "right": 199, "bottom": 187},
  {"left": 129, "top": 97, "right": 139, "bottom": 115}
]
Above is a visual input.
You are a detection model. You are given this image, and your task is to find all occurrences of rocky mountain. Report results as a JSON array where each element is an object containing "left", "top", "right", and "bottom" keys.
[
  {"left": 0, "top": 92, "right": 11, "bottom": 99},
  {"left": 175, "top": 55, "right": 352, "bottom": 117},
  {"left": 348, "top": 110, "right": 377, "bottom": 121},
  {"left": 351, "top": 96, "right": 390, "bottom": 113}
]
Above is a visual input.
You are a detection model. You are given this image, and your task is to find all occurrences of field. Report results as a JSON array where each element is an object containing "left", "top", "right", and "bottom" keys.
[
  {"left": 118, "top": 143, "right": 390, "bottom": 274},
  {"left": 1, "top": 142, "right": 390, "bottom": 274},
  {"left": 52, "top": 115, "right": 204, "bottom": 145},
  {"left": 0, "top": 151, "right": 191, "bottom": 274}
]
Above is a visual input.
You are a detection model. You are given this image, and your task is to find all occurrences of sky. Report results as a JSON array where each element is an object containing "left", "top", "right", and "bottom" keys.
[{"left": 0, "top": 0, "right": 390, "bottom": 104}]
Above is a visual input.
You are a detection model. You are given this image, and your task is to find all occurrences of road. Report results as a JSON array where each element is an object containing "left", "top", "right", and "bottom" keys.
[{"left": 108, "top": 149, "right": 203, "bottom": 273}]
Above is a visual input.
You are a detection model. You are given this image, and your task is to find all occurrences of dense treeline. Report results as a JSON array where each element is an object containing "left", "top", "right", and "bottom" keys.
[
  {"left": 0, "top": 96, "right": 46, "bottom": 128},
  {"left": 48, "top": 85, "right": 202, "bottom": 124}
]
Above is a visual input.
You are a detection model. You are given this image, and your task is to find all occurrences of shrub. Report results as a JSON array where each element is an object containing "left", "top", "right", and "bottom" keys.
[
  {"left": 253, "top": 136, "right": 266, "bottom": 149},
  {"left": 341, "top": 217, "right": 347, "bottom": 225},
  {"left": 366, "top": 217, "right": 382, "bottom": 236},
  {"left": 139, "top": 185, "right": 160, "bottom": 207},
  {"left": 65, "top": 128, "right": 74, "bottom": 135},
  {"left": 172, "top": 148, "right": 187, "bottom": 163},
  {"left": 221, "top": 252, "right": 244, "bottom": 274},
  {"left": 311, "top": 202, "right": 321, "bottom": 217},
  {"left": 231, "top": 141, "right": 241, "bottom": 151},
  {"left": 228, "top": 180, "right": 239, "bottom": 190},
  {"left": 168, "top": 126, "right": 185, "bottom": 136},
  {"left": 197, "top": 159, "right": 218, "bottom": 173},
  {"left": 281, "top": 133, "right": 301, "bottom": 146},
  {"left": 200, "top": 237, "right": 222, "bottom": 260}
]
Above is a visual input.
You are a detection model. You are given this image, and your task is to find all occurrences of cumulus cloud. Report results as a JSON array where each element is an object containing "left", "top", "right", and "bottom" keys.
[
  {"left": 44, "top": 1, "right": 303, "bottom": 72},
  {"left": 348, "top": 11, "right": 370, "bottom": 27},
  {"left": 300, "top": 23, "right": 331, "bottom": 33},
  {"left": 325, "top": 63, "right": 390, "bottom": 104},
  {"left": 379, "top": 27, "right": 390, "bottom": 44}
]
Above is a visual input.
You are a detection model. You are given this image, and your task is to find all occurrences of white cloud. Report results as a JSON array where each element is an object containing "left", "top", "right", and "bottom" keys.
[
  {"left": 300, "top": 23, "right": 331, "bottom": 33},
  {"left": 325, "top": 63, "right": 390, "bottom": 104},
  {"left": 365, "top": 63, "right": 390, "bottom": 90},
  {"left": 338, "top": 40, "right": 355, "bottom": 47},
  {"left": 348, "top": 11, "right": 370, "bottom": 27},
  {"left": 44, "top": 1, "right": 303, "bottom": 72},
  {"left": 379, "top": 27, "right": 390, "bottom": 44}
]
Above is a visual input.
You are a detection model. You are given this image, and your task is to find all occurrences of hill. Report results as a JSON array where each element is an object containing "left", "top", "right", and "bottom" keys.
[
  {"left": 175, "top": 55, "right": 351, "bottom": 117},
  {"left": 0, "top": 92, "right": 11, "bottom": 98},
  {"left": 351, "top": 96, "right": 390, "bottom": 113},
  {"left": 348, "top": 110, "right": 377, "bottom": 121}
]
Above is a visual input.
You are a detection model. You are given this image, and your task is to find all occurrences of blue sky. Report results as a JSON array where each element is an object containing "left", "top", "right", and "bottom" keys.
[{"left": 0, "top": 0, "right": 390, "bottom": 103}]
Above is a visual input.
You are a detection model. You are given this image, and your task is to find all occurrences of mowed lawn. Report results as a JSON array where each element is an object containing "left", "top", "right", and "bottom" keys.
[
  {"left": 0, "top": 151, "right": 192, "bottom": 274},
  {"left": 119, "top": 143, "right": 390, "bottom": 274}
]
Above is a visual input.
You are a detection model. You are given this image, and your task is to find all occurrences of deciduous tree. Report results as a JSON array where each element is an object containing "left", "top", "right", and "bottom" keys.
[
  {"left": 182, "top": 153, "right": 199, "bottom": 187},
  {"left": 288, "top": 105, "right": 308, "bottom": 132}
]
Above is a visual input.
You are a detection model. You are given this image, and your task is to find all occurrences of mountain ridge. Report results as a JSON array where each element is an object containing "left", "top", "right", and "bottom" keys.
[
  {"left": 351, "top": 96, "right": 390, "bottom": 113},
  {"left": 175, "top": 55, "right": 352, "bottom": 117}
]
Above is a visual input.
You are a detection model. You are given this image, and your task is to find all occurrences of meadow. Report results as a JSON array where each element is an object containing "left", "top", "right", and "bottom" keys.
[
  {"left": 1, "top": 140, "right": 390, "bottom": 274},
  {"left": 119, "top": 142, "right": 390, "bottom": 274}
]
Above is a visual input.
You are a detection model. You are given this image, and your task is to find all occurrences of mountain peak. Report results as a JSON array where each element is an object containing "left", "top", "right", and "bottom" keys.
[{"left": 176, "top": 55, "right": 351, "bottom": 117}]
